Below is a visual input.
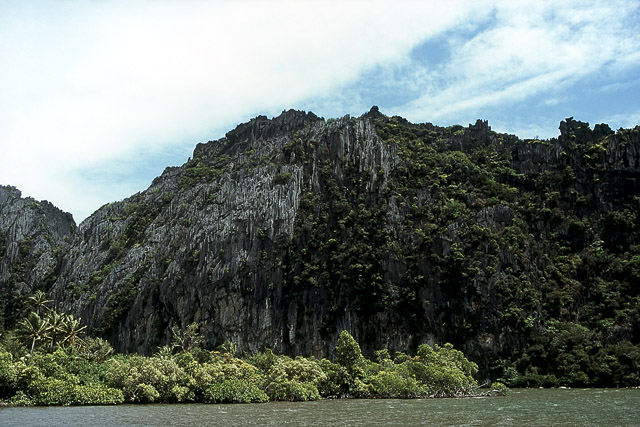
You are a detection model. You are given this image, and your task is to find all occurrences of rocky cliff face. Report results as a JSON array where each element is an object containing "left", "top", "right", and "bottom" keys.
[
  {"left": 2, "top": 108, "right": 639, "bottom": 381},
  {"left": 0, "top": 186, "right": 75, "bottom": 327},
  {"left": 46, "top": 109, "right": 399, "bottom": 356}
]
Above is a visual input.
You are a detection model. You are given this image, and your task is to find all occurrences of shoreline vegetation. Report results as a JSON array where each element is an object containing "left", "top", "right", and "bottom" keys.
[{"left": 0, "top": 293, "right": 506, "bottom": 406}]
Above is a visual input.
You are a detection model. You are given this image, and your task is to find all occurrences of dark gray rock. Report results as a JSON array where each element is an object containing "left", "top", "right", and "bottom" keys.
[
  {"left": 0, "top": 185, "right": 75, "bottom": 330},
  {"left": 2, "top": 110, "right": 639, "bottom": 380}
]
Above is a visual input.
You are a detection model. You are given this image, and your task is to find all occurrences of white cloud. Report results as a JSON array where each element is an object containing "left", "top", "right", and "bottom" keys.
[
  {"left": 395, "top": 0, "right": 640, "bottom": 125},
  {"left": 1, "top": 0, "right": 639, "bottom": 221},
  {"left": 601, "top": 111, "right": 640, "bottom": 131},
  {"left": 0, "top": 0, "right": 481, "bottom": 221}
]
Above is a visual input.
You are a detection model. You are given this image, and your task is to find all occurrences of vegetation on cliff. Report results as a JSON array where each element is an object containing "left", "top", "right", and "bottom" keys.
[
  {"left": 368, "top": 111, "right": 640, "bottom": 387},
  {"left": 1, "top": 108, "right": 639, "bottom": 388}
]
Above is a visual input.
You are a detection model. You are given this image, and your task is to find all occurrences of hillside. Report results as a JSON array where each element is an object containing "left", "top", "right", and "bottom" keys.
[{"left": 1, "top": 107, "right": 639, "bottom": 385}]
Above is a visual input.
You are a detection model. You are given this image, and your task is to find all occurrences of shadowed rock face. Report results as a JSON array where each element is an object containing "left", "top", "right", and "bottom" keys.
[
  {"left": 3, "top": 108, "right": 639, "bottom": 379},
  {"left": 0, "top": 185, "right": 75, "bottom": 327}
]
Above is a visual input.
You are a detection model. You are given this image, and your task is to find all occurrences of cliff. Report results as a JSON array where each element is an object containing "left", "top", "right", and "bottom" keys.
[
  {"left": 0, "top": 186, "right": 75, "bottom": 327},
  {"left": 2, "top": 108, "right": 639, "bottom": 384}
]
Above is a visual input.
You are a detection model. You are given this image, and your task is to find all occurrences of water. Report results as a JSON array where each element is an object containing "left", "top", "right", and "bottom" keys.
[{"left": 1, "top": 389, "right": 639, "bottom": 426}]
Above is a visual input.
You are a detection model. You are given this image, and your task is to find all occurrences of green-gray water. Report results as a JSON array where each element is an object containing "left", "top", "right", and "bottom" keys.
[{"left": 1, "top": 389, "right": 639, "bottom": 426}]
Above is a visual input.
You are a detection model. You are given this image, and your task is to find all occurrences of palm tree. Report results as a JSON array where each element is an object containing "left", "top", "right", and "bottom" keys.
[
  {"left": 45, "top": 309, "right": 67, "bottom": 351},
  {"left": 59, "top": 314, "right": 87, "bottom": 349},
  {"left": 154, "top": 345, "right": 175, "bottom": 359},
  {"left": 26, "top": 290, "right": 52, "bottom": 316},
  {"left": 17, "top": 312, "right": 51, "bottom": 355}
]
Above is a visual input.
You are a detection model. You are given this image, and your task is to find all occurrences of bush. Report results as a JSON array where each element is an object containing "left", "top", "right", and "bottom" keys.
[
  {"left": 170, "top": 385, "right": 193, "bottom": 402},
  {"left": 25, "top": 377, "right": 123, "bottom": 405},
  {"left": 77, "top": 337, "right": 114, "bottom": 363},
  {"left": 203, "top": 378, "right": 268, "bottom": 403},
  {"left": 263, "top": 377, "right": 320, "bottom": 401},
  {"left": 350, "top": 378, "right": 374, "bottom": 398},
  {"left": 412, "top": 343, "right": 478, "bottom": 396},
  {"left": 490, "top": 381, "right": 508, "bottom": 396},
  {"left": 316, "top": 358, "right": 349, "bottom": 397},
  {"left": 1, "top": 323, "right": 485, "bottom": 405},
  {"left": 335, "top": 331, "right": 364, "bottom": 374},
  {"left": 246, "top": 348, "right": 278, "bottom": 373},
  {"left": 370, "top": 370, "right": 424, "bottom": 398},
  {"left": 133, "top": 383, "right": 160, "bottom": 403},
  {"left": 105, "top": 354, "right": 192, "bottom": 403},
  {"left": 261, "top": 358, "right": 324, "bottom": 401},
  {"left": 0, "top": 351, "right": 18, "bottom": 398}
]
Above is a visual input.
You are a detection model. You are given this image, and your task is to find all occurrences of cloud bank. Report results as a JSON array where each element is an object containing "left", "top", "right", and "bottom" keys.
[
  {"left": 1, "top": 0, "right": 639, "bottom": 221},
  {"left": 393, "top": 1, "right": 640, "bottom": 132}
]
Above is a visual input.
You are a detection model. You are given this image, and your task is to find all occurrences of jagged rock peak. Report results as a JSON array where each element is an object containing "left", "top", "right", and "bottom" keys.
[
  {"left": 558, "top": 117, "right": 615, "bottom": 143},
  {"left": 0, "top": 185, "right": 75, "bottom": 325},
  {"left": 0, "top": 185, "right": 76, "bottom": 238},
  {"left": 225, "top": 109, "right": 323, "bottom": 144},
  {"left": 193, "top": 109, "right": 324, "bottom": 159},
  {"left": 0, "top": 185, "right": 23, "bottom": 204},
  {"left": 364, "top": 105, "right": 383, "bottom": 119}
]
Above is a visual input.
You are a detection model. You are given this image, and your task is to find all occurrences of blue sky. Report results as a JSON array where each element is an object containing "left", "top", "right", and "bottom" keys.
[{"left": 1, "top": 0, "right": 639, "bottom": 223}]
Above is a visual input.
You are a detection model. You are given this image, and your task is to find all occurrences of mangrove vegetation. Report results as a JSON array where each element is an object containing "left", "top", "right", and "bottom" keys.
[{"left": 0, "top": 296, "right": 504, "bottom": 406}]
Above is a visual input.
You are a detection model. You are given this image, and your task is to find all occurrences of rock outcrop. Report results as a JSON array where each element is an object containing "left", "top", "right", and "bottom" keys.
[
  {"left": 2, "top": 108, "right": 639, "bottom": 382},
  {"left": 0, "top": 186, "right": 75, "bottom": 326}
]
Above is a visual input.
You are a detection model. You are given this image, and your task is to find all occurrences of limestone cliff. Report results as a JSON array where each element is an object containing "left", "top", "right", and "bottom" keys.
[
  {"left": 2, "top": 108, "right": 639, "bottom": 383},
  {"left": 0, "top": 186, "right": 75, "bottom": 327}
]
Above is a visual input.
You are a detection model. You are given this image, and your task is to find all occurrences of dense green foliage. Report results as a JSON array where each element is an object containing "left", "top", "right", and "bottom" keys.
[
  {"left": 369, "top": 114, "right": 640, "bottom": 387},
  {"left": 281, "top": 112, "right": 639, "bottom": 387},
  {"left": 0, "top": 302, "right": 490, "bottom": 405},
  {"left": 0, "top": 339, "right": 485, "bottom": 406}
]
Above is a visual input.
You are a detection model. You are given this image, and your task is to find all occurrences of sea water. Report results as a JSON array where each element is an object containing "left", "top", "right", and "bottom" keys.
[{"left": 1, "top": 388, "right": 638, "bottom": 426}]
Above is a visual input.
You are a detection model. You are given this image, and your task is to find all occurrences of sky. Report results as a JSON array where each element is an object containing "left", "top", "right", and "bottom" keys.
[{"left": 1, "top": 0, "right": 640, "bottom": 223}]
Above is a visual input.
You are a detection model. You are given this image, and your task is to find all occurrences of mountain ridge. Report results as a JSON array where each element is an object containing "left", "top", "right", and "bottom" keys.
[{"left": 1, "top": 107, "right": 639, "bottom": 385}]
